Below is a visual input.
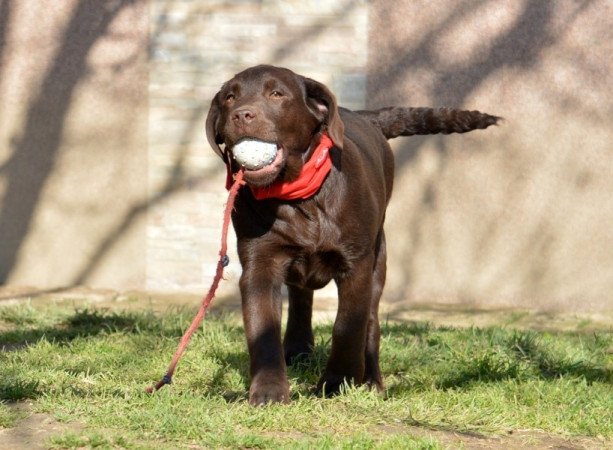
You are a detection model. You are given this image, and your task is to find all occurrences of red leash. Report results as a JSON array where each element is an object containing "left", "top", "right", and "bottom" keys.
[{"left": 146, "top": 169, "right": 245, "bottom": 393}]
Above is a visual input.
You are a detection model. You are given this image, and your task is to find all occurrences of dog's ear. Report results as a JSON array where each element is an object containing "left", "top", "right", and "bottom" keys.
[
  {"left": 205, "top": 91, "right": 226, "bottom": 160},
  {"left": 301, "top": 77, "right": 344, "bottom": 149}
]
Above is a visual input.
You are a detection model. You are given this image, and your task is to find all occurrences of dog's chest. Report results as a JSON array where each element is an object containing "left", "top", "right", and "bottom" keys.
[
  {"left": 278, "top": 204, "right": 351, "bottom": 290},
  {"left": 286, "top": 249, "right": 348, "bottom": 290}
]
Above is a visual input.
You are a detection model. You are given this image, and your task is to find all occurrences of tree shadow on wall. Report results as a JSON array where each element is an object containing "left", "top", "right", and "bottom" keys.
[
  {"left": 0, "top": 0, "right": 364, "bottom": 290},
  {"left": 0, "top": 0, "right": 250, "bottom": 292},
  {"left": 367, "top": 0, "right": 596, "bottom": 297},
  {"left": 71, "top": 0, "right": 368, "bottom": 285},
  {"left": 369, "top": 0, "right": 596, "bottom": 166},
  {"left": 0, "top": 0, "right": 142, "bottom": 283},
  {"left": 0, "top": 0, "right": 598, "bottom": 297},
  {"left": 69, "top": 0, "right": 364, "bottom": 288}
]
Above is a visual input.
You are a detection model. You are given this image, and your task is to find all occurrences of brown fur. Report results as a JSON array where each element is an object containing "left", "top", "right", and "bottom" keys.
[{"left": 206, "top": 65, "right": 499, "bottom": 405}]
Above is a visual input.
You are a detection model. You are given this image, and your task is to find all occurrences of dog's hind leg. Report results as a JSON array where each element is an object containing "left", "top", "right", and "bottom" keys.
[
  {"left": 283, "top": 285, "right": 315, "bottom": 364},
  {"left": 317, "top": 252, "right": 375, "bottom": 396}
]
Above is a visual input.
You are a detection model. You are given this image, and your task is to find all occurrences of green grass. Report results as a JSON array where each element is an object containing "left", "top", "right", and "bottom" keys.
[{"left": 0, "top": 304, "right": 611, "bottom": 449}]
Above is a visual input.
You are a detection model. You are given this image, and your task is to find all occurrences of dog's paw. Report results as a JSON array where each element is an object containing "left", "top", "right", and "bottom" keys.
[
  {"left": 249, "top": 378, "right": 290, "bottom": 406},
  {"left": 316, "top": 374, "right": 384, "bottom": 397},
  {"left": 316, "top": 374, "right": 350, "bottom": 397},
  {"left": 363, "top": 366, "right": 384, "bottom": 393},
  {"left": 364, "top": 376, "right": 384, "bottom": 393}
]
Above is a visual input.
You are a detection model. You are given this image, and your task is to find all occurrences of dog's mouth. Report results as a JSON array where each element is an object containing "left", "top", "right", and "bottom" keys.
[{"left": 229, "top": 139, "right": 285, "bottom": 187}]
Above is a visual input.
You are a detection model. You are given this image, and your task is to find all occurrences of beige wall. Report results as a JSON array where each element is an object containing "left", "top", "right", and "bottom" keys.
[
  {"left": 146, "top": 0, "right": 369, "bottom": 295},
  {"left": 369, "top": 1, "right": 613, "bottom": 312},
  {"left": 0, "top": 0, "right": 148, "bottom": 289},
  {"left": 1, "top": 1, "right": 611, "bottom": 313}
]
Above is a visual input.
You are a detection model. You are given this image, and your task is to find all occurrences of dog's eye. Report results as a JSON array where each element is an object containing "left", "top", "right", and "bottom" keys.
[
  {"left": 225, "top": 93, "right": 236, "bottom": 102},
  {"left": 270, "top": 90, "right": 284, "bottom": 98}
]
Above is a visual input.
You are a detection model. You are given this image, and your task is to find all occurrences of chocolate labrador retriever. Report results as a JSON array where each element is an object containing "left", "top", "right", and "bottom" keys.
[{"left": 206, "top": 65, "right": 499, "bottom": 405}]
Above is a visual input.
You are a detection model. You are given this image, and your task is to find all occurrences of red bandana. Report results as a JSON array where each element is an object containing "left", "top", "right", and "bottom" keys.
[{"left": 226, "top": 133, "right": 335, "bottom": 201}]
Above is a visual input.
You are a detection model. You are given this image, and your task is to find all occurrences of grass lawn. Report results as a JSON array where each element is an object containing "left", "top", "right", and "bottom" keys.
[{"left": 0, "top": 300, "right": 611, "bottom": 449}]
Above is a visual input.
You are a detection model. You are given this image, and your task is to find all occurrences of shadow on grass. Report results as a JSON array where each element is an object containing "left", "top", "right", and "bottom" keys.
[
  {"left": 2, "top": 313, "right": 610, "bottom": 403},
  {"left": 0, "top": 308, "right": 199, "bottom": 350},
  {"left": 195, "top": 321, "right": 611, "bottom": 402},
  {"left": 509, "top": 331, "right": 612, "bottom": 384},
  {"left": 0, "top": 379, "right": 40, "bottom": 402},
  {"left": 191, "top": 338, "right": 331, "bottom": 401},
  {"left": 381, "top": 323, "right": 612, "bottom": 396},
  {"left": 197, "top": 350, "right": 250, "bottom": 402},
  {"left": 0, "top": 308, "right": 200, "bottom": 401}
]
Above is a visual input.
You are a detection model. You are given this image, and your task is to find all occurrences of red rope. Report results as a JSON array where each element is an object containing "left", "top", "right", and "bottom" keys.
[{"left": 146, "top": 169, "right": 245, "bottom": 393}]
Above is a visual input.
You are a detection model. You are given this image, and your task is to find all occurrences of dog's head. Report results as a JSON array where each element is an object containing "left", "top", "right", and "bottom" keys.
[{"left": 206, "top": 65, "right": 344, "bottom": 187}]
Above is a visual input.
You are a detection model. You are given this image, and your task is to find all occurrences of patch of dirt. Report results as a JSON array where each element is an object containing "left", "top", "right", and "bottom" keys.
[
  {"left": 375, "top": 424, "right": 612, "bottom": 449},
  {"left": 0, "top": 403, "right": 83, "bottom": 450}
]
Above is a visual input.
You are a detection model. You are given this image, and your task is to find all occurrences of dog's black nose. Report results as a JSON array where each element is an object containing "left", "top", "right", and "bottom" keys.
[{"left": 233, "top": 108, "right": 256, "bottom": 124}]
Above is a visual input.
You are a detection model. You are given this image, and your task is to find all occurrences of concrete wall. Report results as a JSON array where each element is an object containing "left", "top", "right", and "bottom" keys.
[
  {"left": 368, "top": 0, "right": 613, "bottom": 313},
  {"left": 1, "top": 0, "right": 611, "bottom": 313},
  {"left": 0, "top": 0, "right": 148, "bottom": 290},
  {"left": 147, "top": 0, "right": 368, "bottom": 295}
]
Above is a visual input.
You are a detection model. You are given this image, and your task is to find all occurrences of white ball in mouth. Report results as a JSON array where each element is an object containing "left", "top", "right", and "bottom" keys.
[{"left": 231, "top": 139, "right": 278, "bottom": 170}]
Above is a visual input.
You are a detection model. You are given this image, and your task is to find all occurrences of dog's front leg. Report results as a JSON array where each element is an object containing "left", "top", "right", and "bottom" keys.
[
  {"left": 240, "top": 267, "right": 289, "bottom": 405},
  {"left": 318, "top": 253, "right": 375, "bottom": 396}
]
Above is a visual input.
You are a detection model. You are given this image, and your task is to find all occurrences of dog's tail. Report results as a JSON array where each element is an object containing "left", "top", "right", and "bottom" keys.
[{"left": 355, "top": 107, "right": 501, "bottom": 139}]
